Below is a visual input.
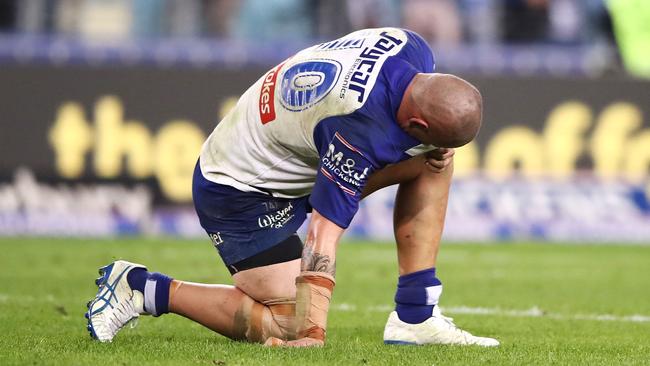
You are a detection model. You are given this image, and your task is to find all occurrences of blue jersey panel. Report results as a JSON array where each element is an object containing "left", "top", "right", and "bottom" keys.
[
  {"left": 309, "top": 29, "right": 436, "bottom": 228},
  {"left": 400, "top": 29, "right": 436, "bottom": 74}
]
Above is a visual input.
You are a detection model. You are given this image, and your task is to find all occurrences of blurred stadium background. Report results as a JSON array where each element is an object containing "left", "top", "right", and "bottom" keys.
[
  {"left": 1, "top": 0, "right": 648, "bottom": 242},
  {"left": 1, "top": 1, "right": 650, "bottom": 365}
]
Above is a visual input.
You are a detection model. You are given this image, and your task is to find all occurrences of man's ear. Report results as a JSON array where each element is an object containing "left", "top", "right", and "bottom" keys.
[{"left": 407, "top": 117, "right": 428, "bottom": 130}]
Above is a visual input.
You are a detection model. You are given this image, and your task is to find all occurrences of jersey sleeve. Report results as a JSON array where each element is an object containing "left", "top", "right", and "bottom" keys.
[{"left": 309, "top": 115, "right": 394, "bottom": 229}]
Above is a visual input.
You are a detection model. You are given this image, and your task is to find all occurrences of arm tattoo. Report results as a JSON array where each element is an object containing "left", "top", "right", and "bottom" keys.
[{"left": 301, "top": 244, "right": 336, "bottom": 277}]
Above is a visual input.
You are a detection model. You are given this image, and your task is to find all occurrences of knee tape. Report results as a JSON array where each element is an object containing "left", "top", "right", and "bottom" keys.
[{"left": 233, "top": 297, "right": 296, "bottom": 343}]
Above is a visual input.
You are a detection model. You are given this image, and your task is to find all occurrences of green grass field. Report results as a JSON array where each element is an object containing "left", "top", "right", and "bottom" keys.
[{"left": 1, "top": 238, "right": 649, "bottom": 365}]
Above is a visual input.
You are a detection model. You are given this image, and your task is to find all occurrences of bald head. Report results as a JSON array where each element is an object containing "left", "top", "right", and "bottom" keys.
[{"left": 400, "top": 73, "right": 482, "bottom": 148}]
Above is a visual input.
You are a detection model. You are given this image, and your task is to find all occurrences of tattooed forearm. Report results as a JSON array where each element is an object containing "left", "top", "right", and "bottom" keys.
[{"left": 301, "top": 244, "right": 336, "bottom": 277}]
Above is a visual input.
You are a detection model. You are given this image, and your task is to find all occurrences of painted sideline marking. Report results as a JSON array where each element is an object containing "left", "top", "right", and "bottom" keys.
[
  {"left": 332, "top": 303, "right": 650, "bottom": 323},
  {"left": 1, "top": 293, "right": 647, "bottom": 324}
]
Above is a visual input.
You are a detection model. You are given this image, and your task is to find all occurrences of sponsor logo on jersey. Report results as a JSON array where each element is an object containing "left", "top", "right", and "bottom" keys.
[
  {"left": 316, "top": 37, "right": 365, "bottom": 51},
  {"left": 279, "top": 60, "right": 342, "bottom": 112},
  {"left": 259, "top": 61, "right": 286, "bottom": 124},
  {"left": 258, "top": 202, "right": 295, "bottom": 229},
  {"left": 209, "top": 232, "right": 224, "bottom": 247},
  {"left": 340, "top": 31, "right": 404, "bottom": 103},
  {"left": 320, "top": 132, "right": 371, "bottom": 196}
]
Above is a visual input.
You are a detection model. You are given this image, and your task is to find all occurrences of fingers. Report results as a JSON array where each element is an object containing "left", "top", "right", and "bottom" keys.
[
  {"left": 264, "top": 337, "right": 285, "bottom": 347},
  {"left": 264, "top": 337, "right": 324, "bottom": 348},
  {"left": 425, "top": 159, "right": 449, "bottom": 171},
  {"left": 426, "top": 147, "right": 455, "bottom": 161},
  {"left": 285, "top": 338, "right": 324, "bottom": 347},
  {"left": 424, "top": 148, "right": 454, "bottom": 173}
]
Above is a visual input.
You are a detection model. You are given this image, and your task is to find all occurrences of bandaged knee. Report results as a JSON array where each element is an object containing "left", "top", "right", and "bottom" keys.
[
  {"left": 294, "top": 271, "right": 336, "bottom": 341},
  {"left": 263, "top": 298, "right": 296, "bottom": 340},
  {"left": 233, "top": 297, "right": 296, "bottom": 343}
]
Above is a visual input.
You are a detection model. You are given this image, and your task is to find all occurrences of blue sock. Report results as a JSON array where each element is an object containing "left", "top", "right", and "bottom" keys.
[
  {"left": 127, "top": 268, "right": 148, "bottom": 292},
  {"left": 394, "top": 267, "right": 442, "bottom": 324},
  {"left": 127, "top": 269, "right": 172, "bottom": 317}
]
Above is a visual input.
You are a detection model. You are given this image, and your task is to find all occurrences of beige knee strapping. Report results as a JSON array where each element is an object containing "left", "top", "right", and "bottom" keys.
[
  {"left": 263, "top": 298, "right": 297, "bottom": 340},
  {"left": 232, "top": 297, "right": 296, "bottom": 343}
]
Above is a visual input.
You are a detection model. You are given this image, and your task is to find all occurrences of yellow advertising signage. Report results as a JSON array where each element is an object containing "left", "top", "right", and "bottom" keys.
[{"left": 49, "top": 96, "right": 650, "bottom": 202}]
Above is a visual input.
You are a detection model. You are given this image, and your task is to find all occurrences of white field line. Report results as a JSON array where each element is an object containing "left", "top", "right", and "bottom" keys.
[
  {"left": 1, "top": 294, "right": 648, "bottom": 323},
  {"left": 332, "top": 303, "right": 650, "bottom": 323}
]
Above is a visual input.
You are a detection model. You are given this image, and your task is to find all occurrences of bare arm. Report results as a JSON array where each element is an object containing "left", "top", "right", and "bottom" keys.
[
  {"left": 300, "top": 209, "right": 342, "bottom": 275},
  {"left": 265, "top": 209, "right": 344, "bottom": 347}
]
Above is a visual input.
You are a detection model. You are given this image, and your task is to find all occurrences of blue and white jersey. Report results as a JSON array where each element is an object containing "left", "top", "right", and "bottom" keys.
[{"left": 200, "top": 28, "right": 435, "bottom": 228}]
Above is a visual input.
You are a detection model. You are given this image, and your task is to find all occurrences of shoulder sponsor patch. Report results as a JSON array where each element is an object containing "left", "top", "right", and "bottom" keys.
[
  {"left": 320, "top": 132, "right": 372, "bottom": 196},
  {"left": 259, "top": 61, "right": 286, "bottom": 124}
]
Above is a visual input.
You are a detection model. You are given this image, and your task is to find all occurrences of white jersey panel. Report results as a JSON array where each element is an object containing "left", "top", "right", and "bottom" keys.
[{"left": 200, "top": 28, "right": 408, "bottom": 198}]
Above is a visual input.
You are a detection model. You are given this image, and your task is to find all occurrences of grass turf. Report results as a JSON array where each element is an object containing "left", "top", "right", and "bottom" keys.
[{"left": 0, "top": 238, "right": 649, "bottom": 365}]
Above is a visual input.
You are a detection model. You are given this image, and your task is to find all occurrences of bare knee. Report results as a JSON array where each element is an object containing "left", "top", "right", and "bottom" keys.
[
  {"left": 420, "top": 157, "right": 454, "bottom": 182},
  {"left": 232, "top": 259, "right": 300, "bottom": 302}
]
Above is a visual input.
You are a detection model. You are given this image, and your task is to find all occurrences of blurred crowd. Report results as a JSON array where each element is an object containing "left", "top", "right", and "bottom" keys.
[{"left": 0, "top": 0, "right": 615, "bottom": 46}]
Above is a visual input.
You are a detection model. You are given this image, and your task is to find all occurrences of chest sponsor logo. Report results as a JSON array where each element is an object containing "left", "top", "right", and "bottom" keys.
[
  {"left": 258, "top": 202, "right": 295, "bottom": 229},
  {"left": 279, "top": 60, "right": 342, "bottom": 112},
  {"left": 340, "top": 31, "right": 404, "bottom": 103},
  {"left": 259, "top": 61, "right": 286, "bottom": 124},
  {"left": 320, "top": 132, "right": 371, "bottom": 196}
]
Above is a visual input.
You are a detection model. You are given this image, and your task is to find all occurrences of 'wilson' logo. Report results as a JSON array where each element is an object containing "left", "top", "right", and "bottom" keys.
[{"left": 259, "top": 61, "right": 286, "bottom": 124}]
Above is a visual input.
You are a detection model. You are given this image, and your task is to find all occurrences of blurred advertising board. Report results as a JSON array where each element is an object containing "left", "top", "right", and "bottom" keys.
[{"left": 0, "top": 65, "right": 648, "bottom": 241}]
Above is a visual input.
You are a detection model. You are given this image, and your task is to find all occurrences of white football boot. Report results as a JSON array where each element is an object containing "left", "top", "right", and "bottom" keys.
[
  {"left": 85, "top": 260, "right": 147, "bottom": 342},
  {"left": 383, "top": 306, "right": 499, "bottom": 346}
]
